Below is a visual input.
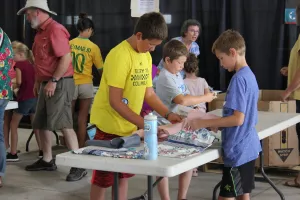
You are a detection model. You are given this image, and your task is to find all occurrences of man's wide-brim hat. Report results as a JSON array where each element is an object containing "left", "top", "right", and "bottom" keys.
[{"left": 17, "top": 0, "right": 57, "bottom": 16}]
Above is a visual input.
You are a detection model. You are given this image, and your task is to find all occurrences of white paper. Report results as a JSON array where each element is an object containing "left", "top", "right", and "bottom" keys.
[
  {"left": 131, "top": 0, "right": 160, "bottom": 17},
  {"left": 138, "top": 0, "right": 155, "bottom": 13}
]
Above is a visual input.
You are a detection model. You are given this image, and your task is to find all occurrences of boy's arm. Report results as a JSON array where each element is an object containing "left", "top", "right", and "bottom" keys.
[
  {"left": 204, "top": 88, "right": 210, "bottom": 94},
  {"left": 109, "top": 86, "right": 144, "bottom": 129},
  {"left": 189, "top": 76, "right": 247, "bottom": 130},
  {"left": 145, "top": 87, "right": 169, "bottom": 117},
  {"left": 189, "top": 110, "right": 245, "bottom": 130},
  {"left": 145, "top": 87, "right": 182, "bottom": 123},
  {"left": 159, "top": 76, "right": 215, "bottom": 106},
  {"left": 173, "top": 93, "right": 215, "bottom": 106}
]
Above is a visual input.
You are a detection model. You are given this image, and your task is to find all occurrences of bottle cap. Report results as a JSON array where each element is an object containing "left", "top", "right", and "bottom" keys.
[{"left": 144, "top": 112, "right": 157, "bottom": 120}]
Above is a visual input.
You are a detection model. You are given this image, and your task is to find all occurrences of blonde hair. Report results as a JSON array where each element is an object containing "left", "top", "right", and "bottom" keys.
[
  {"left": 212, "top": 29, "right": 246, "bottom": 56},
  {"left": 12, "top": 41, "right": 22, "bottom": 49},
  {"left": 13, "top": 41, "right": 35, "bottom": 64}
]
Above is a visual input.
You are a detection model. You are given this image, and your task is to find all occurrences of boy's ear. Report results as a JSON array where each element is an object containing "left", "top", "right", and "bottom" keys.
[
  {"left": 136, "top": 32, "right": 143, "bottom": 41},
  {"left": 229, "top": 48, "right": 237, "bottom": 57},
  {"left": 165, "top": 57, "right": 171, "bottom": 64}
]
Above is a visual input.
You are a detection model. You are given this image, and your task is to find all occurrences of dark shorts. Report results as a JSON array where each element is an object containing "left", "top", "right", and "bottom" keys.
[
  {"left": 219, "top": 159, "right": 256, "bottom": 198},
  {"left": 15, "top": 98, "right": 37, "bottom": 116},
  {"left": 91, "top": 128, "right": 135, "bottom": 188},
  {"left": 32, "top": 78, "right": 75, "bottom": 131}
]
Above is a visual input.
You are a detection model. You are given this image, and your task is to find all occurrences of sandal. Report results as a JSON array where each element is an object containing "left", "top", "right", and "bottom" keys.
[
  {"left": 192, "top": 169, "right": 198, "bottom": 177},
  {"left": 284, "top": 178, "right": 300, "bottom": 188}
]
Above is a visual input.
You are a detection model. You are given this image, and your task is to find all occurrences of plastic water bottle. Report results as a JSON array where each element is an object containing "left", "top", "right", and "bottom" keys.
[{"left": 144, "top": 113, "right": 158, "bottom": 160}]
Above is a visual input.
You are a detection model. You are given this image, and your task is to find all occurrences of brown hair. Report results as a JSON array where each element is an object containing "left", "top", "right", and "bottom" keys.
[
  {"left": 212, "top": 29, "right": 246, "bottom": 56},
  {"left": 180, "top": 19, "right": 201, "bottom": 37},
  {"left": 77, "top": 12, "right": 94, "bottom": 32},
  {"left": 184, "top": 53, "right": 199, "bottom": 74},
  {"left": 163, "top": 40, "right": 189, "bottom": 62},
  {"left": 13, "top": 41, "right": 35, "bottom": 64},
  {"left": 134, "top": 12, "right": 168, "bottom": 40}
]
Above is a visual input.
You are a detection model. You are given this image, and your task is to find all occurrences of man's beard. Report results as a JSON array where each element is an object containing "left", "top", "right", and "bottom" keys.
[{"left": 31, "top": 17, "right": 40, "bottom": 29}]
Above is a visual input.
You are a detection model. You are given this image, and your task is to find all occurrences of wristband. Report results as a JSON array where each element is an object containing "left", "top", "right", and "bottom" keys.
[{"left": 165, "top": 111, "right": 173, "bottom": 120}]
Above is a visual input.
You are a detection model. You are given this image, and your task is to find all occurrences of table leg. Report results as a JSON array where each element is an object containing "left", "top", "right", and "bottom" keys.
[
  {"left": 148, "top": 176, "right": 153, "bottom": 200},
  {"left": 212, "top": 181, "right": 221, "bottom": 200},
  {"left": 259, "top": 141, "right": 285, "bottom": 200},
  {"left": 129, "top": 177, "right": 163, "bottom": 200},
  {"left": 113, "top": 172, "right": 119, "bottom": 200}
]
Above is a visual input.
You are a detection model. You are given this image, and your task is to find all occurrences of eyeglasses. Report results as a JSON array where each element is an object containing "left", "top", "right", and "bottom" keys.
[{"left": 188, "top": 29, "right": 200, "bottom": 34}]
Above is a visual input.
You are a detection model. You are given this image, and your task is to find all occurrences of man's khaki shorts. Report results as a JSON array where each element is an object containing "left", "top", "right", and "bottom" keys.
[
  {"left": 32, "top": 78, "right": 75, "bottom": 131},
  {"left": 73, "top": 83, "right": 94, "bottom": 100}
]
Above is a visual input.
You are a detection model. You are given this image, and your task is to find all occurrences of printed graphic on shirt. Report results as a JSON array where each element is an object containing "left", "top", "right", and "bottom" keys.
[
  {"left": 131, "top": 68, "right": 150, "bottom": 87},
  {"left": 69, "top": 38, "right": 103, "bottom": 85},
  {"left": 70, "top": 44, "right": 91, "bottom": 73},
  {"left": 179, "top": 84, "right": 187, "bottom": 94}
]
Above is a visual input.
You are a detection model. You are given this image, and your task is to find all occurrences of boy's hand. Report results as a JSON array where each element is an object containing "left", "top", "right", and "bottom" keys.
[
  {"left": 185, "top": 119, "right": 206, "bottom": 131},
  {"left": 157, "top": 128, "right": 169, "bottom": 141},
  {"left": 167, "top": 113, "right": 182, "bottom": 123},
  {"left": 204, "top": 92, "right": 217, "bottom": 102},
  {"left": 185, "top": 119, "right": 219, "bottom": 133},
  {"left": 280, "top": 66, "right": 288, "bottom": 77}
]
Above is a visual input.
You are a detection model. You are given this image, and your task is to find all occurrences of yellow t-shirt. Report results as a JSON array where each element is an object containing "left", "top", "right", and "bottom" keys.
[
  {"left": 288, "top": 35, "right": 300, "bottom": 100},
  {"left": 90, "top": 40, "right": 152, "bottom": 136},
  {"left": 70, "top": 37, "right": 103, "bottom": 85}
]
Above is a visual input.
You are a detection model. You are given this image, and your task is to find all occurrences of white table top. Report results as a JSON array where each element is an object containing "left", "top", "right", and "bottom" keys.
[
  {"left": 56, "top": 110, "right": 300, "bottom": 177},
  {"left": 209, "top": 109, "right": 300, "bottom": 140},
  {"left": 56, "top": 147, "right": 220, "bottom": 177},
  {"left": 5, "top": 101, "right": 18, "bottom": 110}
]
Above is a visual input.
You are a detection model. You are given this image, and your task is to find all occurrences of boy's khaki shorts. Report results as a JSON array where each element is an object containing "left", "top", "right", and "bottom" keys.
[{"left": 32, "top": 78, "right": 75, "bottom": 131}]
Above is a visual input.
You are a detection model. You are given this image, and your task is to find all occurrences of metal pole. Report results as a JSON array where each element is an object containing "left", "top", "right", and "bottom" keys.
[
  {"left": 259, "top": 141, "right": 285, "bottom": 200},
  {"left": 113, "top": 172, "right": 119, "bottom": 200},
  {"left": 147, "top": 176, "right": 153, "bottom": 200}
]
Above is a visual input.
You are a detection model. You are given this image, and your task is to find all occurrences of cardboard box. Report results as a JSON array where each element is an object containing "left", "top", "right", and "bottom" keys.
[
  {"left": 208, "top": 93, "right": 226, "bottom": 112},
  {"left": 209, "top": 90, "right": 299, "bottom": 167}
]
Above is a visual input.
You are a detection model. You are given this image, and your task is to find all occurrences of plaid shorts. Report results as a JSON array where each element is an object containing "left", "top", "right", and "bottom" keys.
[{"left": 91, "top": 128, "right": 135, "bottom": 188}]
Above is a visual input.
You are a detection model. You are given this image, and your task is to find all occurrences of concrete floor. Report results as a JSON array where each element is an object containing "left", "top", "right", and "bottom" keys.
[{"left": 1, "top": 128, "right": 300, "bottom": 200}]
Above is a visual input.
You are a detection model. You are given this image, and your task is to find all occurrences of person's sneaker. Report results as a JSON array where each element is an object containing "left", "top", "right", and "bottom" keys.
[
  {"left": 25, "top": 158, "right": 57, "bottom": 171},
  {"left": 66, "top": 167, "right": 87, "bottom": 182},
  {"left": 38, "top": 150, "right": 43, "bottom": 158},
  {"left": 6, "top": 153, "right": 19, "bottom": 162}
]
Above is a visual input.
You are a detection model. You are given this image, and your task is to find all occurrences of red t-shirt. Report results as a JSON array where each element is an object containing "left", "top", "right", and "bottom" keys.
[
  {"left": 32, "top": 18, "right": 73, "bottom": 82},
  {"left": 14, "top": 60, "right": 35, "bottom": 101}
]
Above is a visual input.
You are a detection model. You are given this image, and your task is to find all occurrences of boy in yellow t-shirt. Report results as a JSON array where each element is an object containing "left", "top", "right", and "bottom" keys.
[
  {"left": 90, "top": 12, "right": 181, "bottom": 200},
  {"left": 69, "top": 13, "right": 103, "bottom": 153}
]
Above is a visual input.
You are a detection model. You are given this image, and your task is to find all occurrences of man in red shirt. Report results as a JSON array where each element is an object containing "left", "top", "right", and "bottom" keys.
[{"left": 17, "top": 0, "right": 86, "bottom": 182}]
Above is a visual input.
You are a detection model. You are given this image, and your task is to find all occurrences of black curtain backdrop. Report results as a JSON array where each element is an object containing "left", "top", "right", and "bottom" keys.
[{"left": 0, "top": 0, "right": 297, "bottom": 89}]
